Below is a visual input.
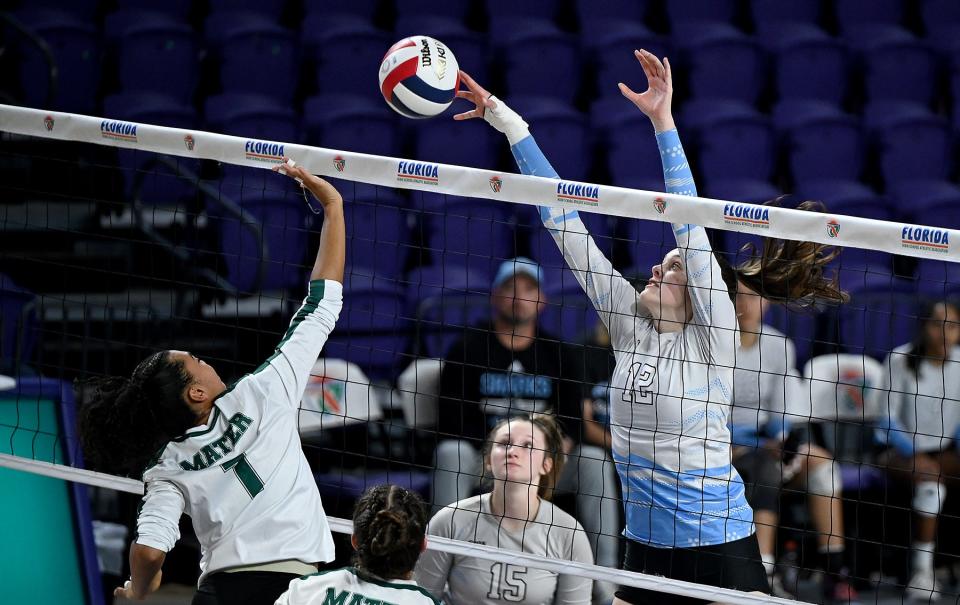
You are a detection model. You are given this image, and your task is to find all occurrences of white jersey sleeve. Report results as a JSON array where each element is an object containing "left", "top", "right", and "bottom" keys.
[
  {"left": 135, "top": 478, "right": 185, "bottom": 552},
  {"left": 244, "top": 279, "right": 343, "bottom": 409}
]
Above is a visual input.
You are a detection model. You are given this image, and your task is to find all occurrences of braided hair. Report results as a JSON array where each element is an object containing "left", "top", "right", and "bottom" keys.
[
  {"left": 352, "top": 484, "right": 428, "bottom": 580},
  {"left": 76, "top": 351, "right": 196, "bottom": 477}
]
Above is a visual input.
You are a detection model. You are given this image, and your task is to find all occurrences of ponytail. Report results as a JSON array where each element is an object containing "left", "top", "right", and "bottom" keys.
[{"left": 76, "top": 351, "right": 195, "bottom": 477}]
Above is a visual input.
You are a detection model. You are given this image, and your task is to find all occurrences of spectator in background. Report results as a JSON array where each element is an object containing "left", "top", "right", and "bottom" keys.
[
  {"left": 276, "top": 485, "right": 439, "bottom": 605},
  {"left": 729, "top": 282, "right": 856, "bottom": 603},
  {"left": 418, "top": 414, "right": 593, "bottom": 605},
  {"left": 876, "top": 300, "right": 960, "bottom": 602},
  {"left": 432, "top": 257, "right": 621, "bottom": 592}
]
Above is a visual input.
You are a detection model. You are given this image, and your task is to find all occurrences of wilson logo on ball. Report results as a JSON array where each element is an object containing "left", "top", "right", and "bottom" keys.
[{"left": 379, "top": 36, "right": 460, "bottom": 119}]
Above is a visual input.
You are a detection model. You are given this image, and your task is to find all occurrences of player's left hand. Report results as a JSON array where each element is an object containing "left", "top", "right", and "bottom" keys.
[{"left": 453, "top": 70, "right": 497, "bottom": 121}]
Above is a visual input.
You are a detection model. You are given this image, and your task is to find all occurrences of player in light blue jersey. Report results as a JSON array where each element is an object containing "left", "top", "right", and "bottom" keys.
[{"left": 452, "top": 50, "right": 846, "bottom": 605}]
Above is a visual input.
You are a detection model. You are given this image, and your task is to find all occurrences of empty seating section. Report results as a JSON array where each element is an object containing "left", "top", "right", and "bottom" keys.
[{"left": 5, "top": 0, "right": 960, "bottom": 385}]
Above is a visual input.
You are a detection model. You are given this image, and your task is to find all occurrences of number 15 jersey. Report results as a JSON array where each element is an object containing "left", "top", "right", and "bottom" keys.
[{"left": 135, "top": 280, "right": 343, "bottom": 582}]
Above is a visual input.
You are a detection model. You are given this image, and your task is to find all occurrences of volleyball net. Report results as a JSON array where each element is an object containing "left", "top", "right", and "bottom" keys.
[{"left": 4, "top": 103, "right": 960, "bottom": 604}]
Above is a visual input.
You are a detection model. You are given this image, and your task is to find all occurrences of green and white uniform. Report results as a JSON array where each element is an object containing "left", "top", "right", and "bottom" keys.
[
  {"left": 136, "top": 280, "right": 343, "bottom": 582},
  {"left": 276, "top": 567, "right": 441, "bottom": 605}
]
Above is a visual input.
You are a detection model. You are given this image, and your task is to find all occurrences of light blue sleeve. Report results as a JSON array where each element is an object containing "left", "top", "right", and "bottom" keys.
[
  {"left": 510, "top": 135, "right": 640, "bottom": 349},
  {"left": 655, "top": 129, "right": 738, "bottom": 364},
  {"left": 876, "top": 415, "right": 915, "bottom": 457}
]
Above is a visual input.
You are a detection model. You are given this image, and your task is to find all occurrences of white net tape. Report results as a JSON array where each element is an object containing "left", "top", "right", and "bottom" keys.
[{"left": 1, "top": 103, "right": 957, "bottom": 262}]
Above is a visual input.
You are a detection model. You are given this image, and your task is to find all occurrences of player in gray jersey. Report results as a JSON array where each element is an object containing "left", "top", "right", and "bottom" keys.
[
  {"left": 277, "top": 485, "right": 440, "bottom": 605},
  {"left": 876, "top": 300, "right": 960, "bottom": 601},
  {"left": 451, "top": 50, "right": 847, "bottom": 605},
  {"left": 729, "top": 282, "right": 856, "bottom": 603},
  {"left": 416, "top": 414, "right": 594, "bottom": 605},
  {"left": 78, "top": 159, "right": 345, "bottom": 605}
]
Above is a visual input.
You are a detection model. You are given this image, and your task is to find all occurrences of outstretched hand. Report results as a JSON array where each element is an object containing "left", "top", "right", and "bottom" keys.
[
  {"left": 272, "top": 157, "right": 342, "bottom": 209},
  {"left": 619, "top": 49, "right": 675, "bottom": 132},
  {"left": 453, "top": 70, "right": 497, "bottom": 121}
]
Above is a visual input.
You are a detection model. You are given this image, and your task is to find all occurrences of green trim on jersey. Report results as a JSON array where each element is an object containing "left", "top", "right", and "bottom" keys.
[
  {"left": 292, "top": 567, "right": 442, "bottom": 604},
  {"left": 171, "top": 406, "right": 223, "bottom": 443},
  {"left": 212, "top": 279, "right": 329, "bottom": 401}
]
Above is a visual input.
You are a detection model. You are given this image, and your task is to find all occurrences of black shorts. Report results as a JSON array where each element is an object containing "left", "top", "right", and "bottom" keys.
[
  {"left": 615, "top": 536, "right": 770, "bottom": 605},
  {"left": 192, "top": 571, "right": 302, "bottom": 605}
]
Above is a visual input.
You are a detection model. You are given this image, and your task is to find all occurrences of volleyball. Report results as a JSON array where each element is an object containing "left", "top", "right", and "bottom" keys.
[{"left": 379, "top": 36, "right": 460, "bottom": 119}]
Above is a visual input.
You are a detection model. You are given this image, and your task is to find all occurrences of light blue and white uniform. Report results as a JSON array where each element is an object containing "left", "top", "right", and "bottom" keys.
[{"left": 493, "top": 102, "right": 753, "bottom": 548}]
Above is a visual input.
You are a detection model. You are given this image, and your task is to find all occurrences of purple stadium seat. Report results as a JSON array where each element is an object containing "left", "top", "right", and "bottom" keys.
[
  {"left": 591, "top": 97, "right": 662, "bottom": 185},
  {"left": 749, "top": 0, "right": 821, "bottom": 32},
  {"left": 576, "top": 0, "right": 650, "bottom": 34},
  {"left": 303, "top": 15, "right": 391, "bottom": 98},
  {"left": 795, "top": 179, "right": 893, "bottom": 221},
  {"left": 541, "top": 269, "right": 600, "bottom": 344},
  {"left": 113, "top": 15, "right": 198, "bottom": 103},
  {"left": 776, "top": 107, "right": 864, "bottom": 183},
  {"left": 405, "top": 263, "right": 490, "bottom": 309},
  {"left": 103, "top": 92, "right": 200, "bottom": 206},
  {"left": 12, "top": 8, "right": 101, "bottom": 113},
  {"left": 413, "top": 118, "right": 499, "bottom": 169},
  {"left": 393, "top": 17, "right": 489, "bottom": 84},
  {"left": 415, "top": 285, "right": 491, "bottom": 359},
  {"left": 922, "top": 0, "right": 960, "bottom": 53},
  {"left": 676, "top": 25, "right": 765, "bottom": 103},
  {"left": 891, "top": 180, "right": 960, "bottom": 230},
  {"left": 623, "top": 220, "right": 675, "bottom": 277},
  {"left": 216, "top": 193, "right": 311, "bottom": 293},
  {"left": 343, "top": 192, "right": 411, "bottom": 278},
  {"left": 873, "top": 112, "right": 952, "bottom": 187},
  {"left": 423, "top": 198, "right": 516, "bottom": 276},
  {"left": 205, "top": 92, "right": 298, "bottom": 141},
  {"left": 837, "top": 277, "right": 918, "bottom": 361},
  {"left": 705, "top": 178, "right": 779, "bottom": 206},
  {"left": 834, "top": 0, "right": 904, "bottom": 34},
  {"left": 323, "top": 282, "right": 412, "bottom": 380},
  {"left": 302, "top": 0, "right": 379, "bottom": 21},
  {"left": 498, "top": 20, "right": 579, "bottom": 103},
  {"left": 303, "top": 94, "right": 400, "bottom": 156},
  {"left": 116, "top": 0, "right": 192, "bottom": 20},
  {"left": 695, "top": 111, "right": 775, "bottom": 184},
  {"left": 664, "top": 0, "right": 737, "bottom": 28},
  {"left": 208, "top": 0, "right": 286, "bottom": 18},
  {"left": 590, "top": 23, "right": 670, "bottom": 99},
  {"left": 0, "top": 274, "right": 38, "bottom": 366},
  {"left": 205, "top": 12, "right": 298, "bottom": 102},
  {"left": 863, "top": 40, "right": 940, "bottom": 106},
  {"left": 485, "top": 0, "right": 560, "bottom": 21},
  {"left": 397, "top": 0, "right": 473, "bottom": 22},
  {"left": 508, "top": 97, "right": 589, "bottom": 181},
  {"left": 770, "top": 32, "right": 849, "bottom": 105},
  {"left": 840, "top": 23, "right": 914, "bottom": 53}
]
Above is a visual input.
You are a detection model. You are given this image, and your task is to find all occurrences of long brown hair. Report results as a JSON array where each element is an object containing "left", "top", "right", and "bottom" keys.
[
  {"left": 716, "top": 200, "right": 848, "bottom": 309},
  {"left": 482, "top": 413, "right": 566, "bottom": 500}
]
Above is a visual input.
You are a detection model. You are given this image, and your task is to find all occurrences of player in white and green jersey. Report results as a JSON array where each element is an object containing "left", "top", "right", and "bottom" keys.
[
  {"left": 276, "top": 485, "right": 440, "bottom": 605},
  {"left": 78, "top": 159, "right": 346, "bottom": 605}
]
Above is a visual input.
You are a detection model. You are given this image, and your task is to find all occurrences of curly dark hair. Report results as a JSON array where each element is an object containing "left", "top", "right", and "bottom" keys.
[
  {"left": 352, "top": 484, "right": 429, "bottom": 580},
  {"left": 76, "top": 351, "right": 197, "bottom": 477}
]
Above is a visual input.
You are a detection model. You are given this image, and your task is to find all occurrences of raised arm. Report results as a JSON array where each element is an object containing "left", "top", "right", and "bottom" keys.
[
  {"left": 621, "top": 51, "right": 738, "bottom": 349},
  {"left": 454, "top": 72, "right": 641, "bottom": 345},
  {"left": 240, "top": 160, "right": 345, "bottom": 408}
]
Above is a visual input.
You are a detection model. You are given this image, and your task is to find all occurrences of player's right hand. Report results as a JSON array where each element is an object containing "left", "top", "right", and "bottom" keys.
[{"left": 273, "top": 157, "right": 343, "bottom": 209}]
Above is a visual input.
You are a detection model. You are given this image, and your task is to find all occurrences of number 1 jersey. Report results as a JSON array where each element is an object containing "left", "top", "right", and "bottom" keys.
[{"left": 135, "top": 280, "right": 343, "bottom": 582}]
